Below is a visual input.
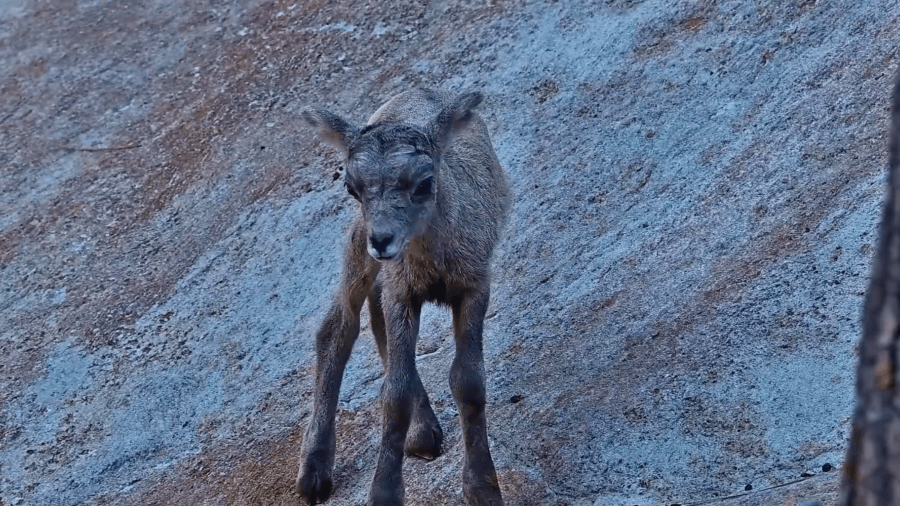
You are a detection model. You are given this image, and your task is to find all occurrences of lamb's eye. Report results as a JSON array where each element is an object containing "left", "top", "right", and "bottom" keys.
[
  {"left": 413, "top": 178, "right": 433, "bottom": 197},
  {"left": 345, "top": 181, "right": 360, "bottom": 201}
]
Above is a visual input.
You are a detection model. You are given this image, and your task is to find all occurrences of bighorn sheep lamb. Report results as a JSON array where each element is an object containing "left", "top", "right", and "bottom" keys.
[{"left": 296, "top": 88, "right": 511, "bottom": 506}]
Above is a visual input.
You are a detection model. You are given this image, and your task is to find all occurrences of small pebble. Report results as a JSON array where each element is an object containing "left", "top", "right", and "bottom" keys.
[
  {"left": 744, "top": 483, "right": 752, "bottom": 491},
  {"left": 510, "top": 395, "right": 524, "bottom": 404},
  {"left": 822, "top": 463, "right": 833, "bottom": 472},
  {"left": 800, "top": 472, "right": 814, "bottom": 478}
]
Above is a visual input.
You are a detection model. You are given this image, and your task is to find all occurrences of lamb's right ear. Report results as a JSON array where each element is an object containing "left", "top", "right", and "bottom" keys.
[
  {"left": 430, "top": 92, "right": 483, "bottom": 152},
  {"left": 301, "top": 107, "right": 357, "bottom": 156}
]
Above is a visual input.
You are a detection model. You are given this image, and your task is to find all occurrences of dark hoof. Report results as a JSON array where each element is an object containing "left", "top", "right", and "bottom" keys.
[
  {"left": 297, "top": 461, "right": 333, "bottom": 505},
  {"left": 366, "top": 493, "right": 405, "bottom": 506},
  {"left": 404, "top": 423, "right": 443, "bottom": 461},
  {"left": 464, "top": 486, "right": 504, "bottom": 506},
  {"left": 463, "top": 472, "right": 504, "bottom": 506}
]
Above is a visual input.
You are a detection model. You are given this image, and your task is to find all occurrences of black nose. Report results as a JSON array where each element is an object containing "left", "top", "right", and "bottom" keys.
[{"left": 370, "top": 232, "right": 394, "bottom": 254}]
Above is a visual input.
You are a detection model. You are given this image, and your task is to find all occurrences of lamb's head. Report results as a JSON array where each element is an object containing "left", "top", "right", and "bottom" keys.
[{"left": 302, "top": 92, "right": 482, "bottom": 261}]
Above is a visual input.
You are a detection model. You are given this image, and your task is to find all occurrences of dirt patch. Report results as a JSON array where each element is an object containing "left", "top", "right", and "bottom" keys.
[
  {"left": 111, "top": 402, "right": 381, "bottom": 506},
  {"left": 528, "top": 80, "right": 560, "bottom": 105},
  {"left": 633, "top": 2, "right": 718, "bottom": 60}
]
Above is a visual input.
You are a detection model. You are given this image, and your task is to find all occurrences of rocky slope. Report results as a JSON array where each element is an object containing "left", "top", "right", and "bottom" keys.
[{"left": 1, "top": 0, "right": 898, "bottom": 504}]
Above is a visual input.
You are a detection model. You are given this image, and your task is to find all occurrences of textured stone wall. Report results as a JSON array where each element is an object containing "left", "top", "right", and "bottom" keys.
[{"left": 1, "top": 0, "right": 898, "bottom": 504}]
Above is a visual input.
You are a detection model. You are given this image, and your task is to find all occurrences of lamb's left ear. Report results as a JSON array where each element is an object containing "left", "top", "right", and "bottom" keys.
[
  {"left": 430, "top": 92, "right": 483, "bottom": 151},
  {"left": 301, "top": 107, "right": 358, "bottom": 157}
]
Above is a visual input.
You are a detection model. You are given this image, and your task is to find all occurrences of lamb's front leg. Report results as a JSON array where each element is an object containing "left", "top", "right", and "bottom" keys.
[
  {"left": 368, "top": 292, "right": 423, "bottom": 506},
  {"left": 369, "top": 279, "right": 443, "bottom": 461},
  {"left": 297, "top": 225, "right": 379, "bottom": 505},
  {"left": 451, "top": 288, "right": 503, "bottom": 506}
]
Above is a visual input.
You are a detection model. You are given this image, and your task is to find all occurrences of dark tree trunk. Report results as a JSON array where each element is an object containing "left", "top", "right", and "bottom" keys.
[{"left": 841, "top": 74, "right": 900, "bottom": 505}]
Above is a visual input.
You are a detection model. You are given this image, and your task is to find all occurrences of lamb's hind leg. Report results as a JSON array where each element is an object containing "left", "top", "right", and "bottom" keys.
[
  {"left": 451, "top": 288, "right": 503, "bottom": 506},
  {"left": 297, "top": 224, "right": 379, "bottom": 505},
  {"left": 368, "top": 279, "right": 443, "bottom": 461}
]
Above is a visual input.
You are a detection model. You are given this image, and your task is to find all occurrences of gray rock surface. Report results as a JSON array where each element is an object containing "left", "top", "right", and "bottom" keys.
[{"left": 1, "top": 0, "right": 895, "bottom": 504}]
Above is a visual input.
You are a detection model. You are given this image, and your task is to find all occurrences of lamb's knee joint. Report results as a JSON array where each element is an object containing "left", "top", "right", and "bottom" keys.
[
  {"left": 450, "top": 364, "right": 486, "bottom": 408},
  {"left": 381, "top": 380, "right": 415, "bottom": 419}
]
